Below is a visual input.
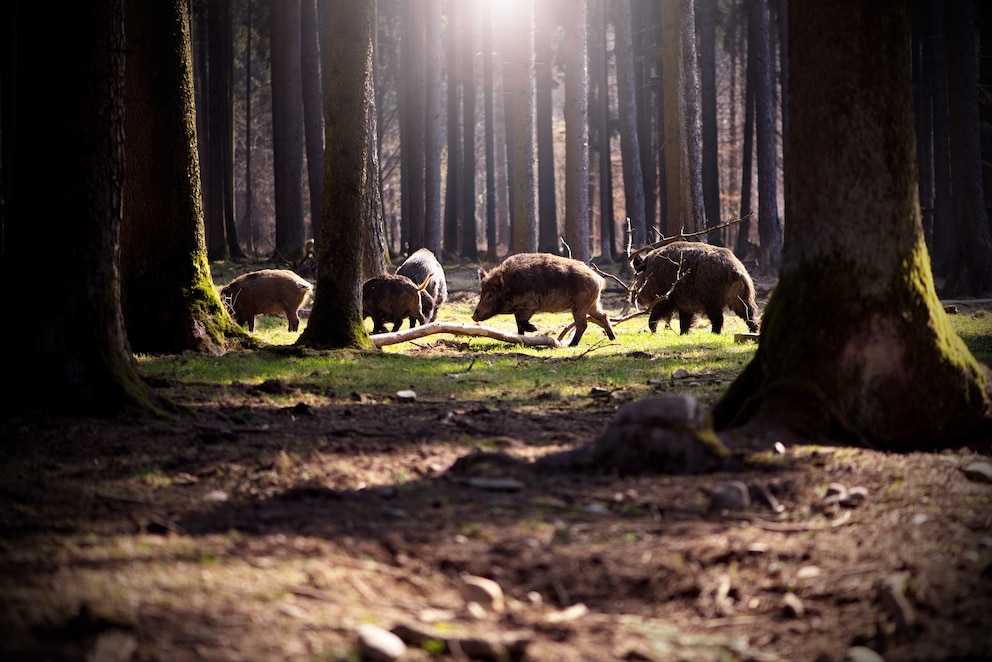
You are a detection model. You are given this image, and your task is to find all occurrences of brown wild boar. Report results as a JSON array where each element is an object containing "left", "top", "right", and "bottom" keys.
[
  {"left": 396, "top": 248, "right": 447, "bottom": 322},
  {"left": 631, "top": 241, "right": 759, "bottom": 334},
  {"left": 472, "top": 253, "right": 616, "bottom": 346},
  {"left": 221, "top": 269, "right": 313, "bottom": 332},
  {"left": 362, "top": 273, "right": 432, "bottom": 334}
]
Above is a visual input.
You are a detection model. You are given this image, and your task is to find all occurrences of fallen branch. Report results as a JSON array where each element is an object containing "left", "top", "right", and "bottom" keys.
[{"left": 370, "top": 321, "right": 562, "bottom": 347}]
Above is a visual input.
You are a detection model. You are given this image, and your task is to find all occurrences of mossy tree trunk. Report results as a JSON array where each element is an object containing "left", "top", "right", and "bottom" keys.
[
  {"left": 3, "top": 0, "right": 157, "bottom": 418},
  {"left": 298, "top": 0, "right": 375, "bottom": 350},
  {"left": 122, "top": 0, "right": 251, "bottom": 355},
  {"left": 713, "top": 0, "right": 992, "bottom": 449}
]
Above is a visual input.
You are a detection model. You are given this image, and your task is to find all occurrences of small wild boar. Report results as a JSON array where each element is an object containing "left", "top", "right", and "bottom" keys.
[
  {"left": 362, "top": 273, "right": 432, "bottom": 334},
  {"left": 631, "top": 241, "right": 759, "bottom": 334},
  {"left": 396, "top": 248, "right": 447, "bottom": 322},
  {"left": 472, "top": 253, "right": 616, "bottom": 346},
  {"left": 221, "top": 269, "right": 313, "bottom": 332}
]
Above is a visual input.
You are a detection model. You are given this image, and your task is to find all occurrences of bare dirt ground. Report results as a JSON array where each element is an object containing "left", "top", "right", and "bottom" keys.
[{"left": 1, "top": 268, "right": 991, "bottom": 662}]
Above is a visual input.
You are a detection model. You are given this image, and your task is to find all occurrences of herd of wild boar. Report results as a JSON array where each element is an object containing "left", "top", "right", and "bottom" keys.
[{"left": 220, "top": 242, "right": 760, "bottom": 342}]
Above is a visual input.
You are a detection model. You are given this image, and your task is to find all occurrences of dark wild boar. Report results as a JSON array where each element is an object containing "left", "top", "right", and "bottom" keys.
[
  {"left": 362, "top": 273, "right": 432, "bottom": 334},
  {"left": 396, "top": 248, "right": 447, "bottom": 322},
  {"left": 221, "top": 269, "right": 313, "bottom": 332},
  {"left": 631, "top": 241, "right": 759, "bottom": 334},
  {"left": 472, "top": 253, "right": 616, "bottom": 346}
]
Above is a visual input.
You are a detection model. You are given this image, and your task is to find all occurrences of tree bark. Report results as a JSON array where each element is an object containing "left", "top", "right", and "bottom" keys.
[
  {"left": 713, "top": 0, "right": 992, "bottom": 449},
  {"left": 424, "top": 0, "right": 444, "bottom": 256},
  {"left": 122, "top": 0, "right": 248, "bottom": 355},
  {"left": 697, "top": 0, "right": 722, "bottom": 244},
  {"left": 660, "top": 0, "right": 705, "bottom": 238},
  {"left": 536, "top": 0, "right": 559, "bottom": 253},
  {"left": 506, "top": 0, "right": 538, "bottom": 254},
  {"left": 298, "top": 0, "right": 375, "bottom": 350},
  {"left": 564, "top": 0, "right": 591, "bottom": 263},
  {"left": 270, "top": 0, "right": 307, "bottom": 262},
  {"left": 5, "top": 0, "right": 155, "bottom": 417},
  {"left": 749, "top": 0, "right": 782, "bottom": 274},
  {"left": 461, "top": 0, "right": 479, "bottom": 260},
  {"left": 611, "top": 0, "right": 647, "bottom": 250}
]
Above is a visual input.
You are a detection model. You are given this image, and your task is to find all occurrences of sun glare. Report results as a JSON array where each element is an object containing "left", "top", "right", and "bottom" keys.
[{"left": 482, "top": 0, "right": 533, "bottom": 31}]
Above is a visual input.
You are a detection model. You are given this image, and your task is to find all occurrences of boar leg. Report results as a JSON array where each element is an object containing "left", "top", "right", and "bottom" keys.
[
  {"left": 569, "top": 316, "right": 588, "bottom": 346},
  {"left": 287, "top": 311, "right": 300, "bottom": 332},
  {"left": 648, "top": 300, "right": 674, "bottom": 333},
  {"left": 514, "top": 313, "right": 538, "bottom": 335},
  {"left": 588, "top": 311, "right": 616, "bottom": 340},
  {"left": 705, "top": 307, "right": 725, "bottom": 334},
  {"left": 678, "top": 309, "right": 696, "bottom": 335}
]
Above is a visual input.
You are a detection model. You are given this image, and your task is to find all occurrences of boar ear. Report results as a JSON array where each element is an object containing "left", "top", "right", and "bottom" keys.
[{"left": 478, "top": 267, "right": 488, "bottom": 282}]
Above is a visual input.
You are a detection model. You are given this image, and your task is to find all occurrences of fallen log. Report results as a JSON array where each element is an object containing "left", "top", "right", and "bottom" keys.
[{"left": 370, "top": 322, "right": 562, "bottom": 348}]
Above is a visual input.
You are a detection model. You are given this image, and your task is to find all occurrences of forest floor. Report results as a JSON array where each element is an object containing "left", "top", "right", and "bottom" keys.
[{"left": 1, "top": 263, "right": 991, "bottom": 662}]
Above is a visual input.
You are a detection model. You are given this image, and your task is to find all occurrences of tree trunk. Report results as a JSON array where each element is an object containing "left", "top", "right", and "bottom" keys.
[
  {"left": 713, "top": 0, "right": 992, "bottom": 449},
  {"left": 405, "top": 0, "right": 427, "bottom": 252},
  {"left": 483, "top": 1, "right": 498, "bottom": 259},
  {"left": 461, "top": 0, "right": 479, "bottom": 260},
  {"left": 298, "top": 0, "right": 375, "bottom": 350},
  {"left": 4, "top": 0, "right": 155, "bottom": 417},
  {"left": 697, "top": 0, "right": 722, "bottom": 244},
  {"left": 660, "top": 0, "right": 705, "bottom": 238},
  {"left": 506, "top": 0, "right": 538, "bottom": 254},
  {"left": 424, "top": 0, "right": 444, "bottom": 256},
  {"left": 942, "top": 0, "right": 992, "bottom": 295},
  {"left": 536, "top": 0, "right": 559, "bottom": 253},
  {"left": 270, "top": 0, "right": 307, "bottom": 262},
  {"left": 750, "top": 0, "right": 782, "bottom": 274},
  {"left": 122, "top": 0, "right": 247, "bottom": 355},
  {"left": 301, "top": 0, "right": 324, "bottom": 245},
  {"left": 592, "top": 0, "right": 615, "bottom": 260},
  {"left": 205, "top": 0, "right": 231, "bottom": 261},
  {"left": 443, "top": 1, "right": 461, "bottom": 254},
  {"left": 564, "top": 0, "right": 590, "bottom": 263},
  {"left": 611, "top": 0, "right": 647, "bottom": 249}
]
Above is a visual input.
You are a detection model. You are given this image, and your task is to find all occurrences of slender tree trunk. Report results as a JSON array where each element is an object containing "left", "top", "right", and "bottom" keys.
[
  {"left": 506, "top": 0, "right": 538, "bottom": 254},
  {"left": 205, "top": 0, "right": 231, "bottom": 260},
  {"left": 927, "top": 0, "right": 954, "bottom": 277},
  {"left": 536, "top": 0, "right": 559, "bottom": 253},
  {"left": 270, "top": 0, "right": 307, "bottom": 262},
  {"left": 612, "top": 0, "right": 647, "bottom": 249},
  {"left": 243, "top": 0, "right": 256, "bottom": 255},
  {"left": 564, "top": 0, "right": 590, "bottom": 262},
  {"left": 750, "top": 0, "right": 782, "bottom": 274},
  {"left": 593, "top": 0, "right": 615, "bottom": 260},
  {"left": 698, "top": 0, "right": 722, "bottom": 244},
  {"left": 942, "top": 0, "right": 992, "bottom": 295},
  {"left": 911, "top": 0, "right": 935, "bottom": 252},
  {"left": 483, "top": 1, "right": 498, "bottom": 259},
  {"left": 443, "top": 2, "right": 461, "bottom": 254},
  {"left": 424, "top": 0, "right": 444, "bottom": 255},
  {"left": 301, "top": 0, "right": 324, "bottom": 245},
  {"left": 403, "top": 0, "right": 426, "bottom": 252},
  {"left": 660, "top": 0, "right": 705, "bottom": 238},
  {"left": 461, "top": 0, "right": 478, "bottom": 260},
  {"left": 714, "top": 0, "right": 992, "bottom": 449},
  {"left": 735, "top": 15, "right": 756, "bottom": 258}
]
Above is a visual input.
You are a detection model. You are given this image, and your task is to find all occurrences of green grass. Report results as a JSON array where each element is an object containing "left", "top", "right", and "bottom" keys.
[{"left": 138, "top": 277, "right": 992, "bottom": 410}]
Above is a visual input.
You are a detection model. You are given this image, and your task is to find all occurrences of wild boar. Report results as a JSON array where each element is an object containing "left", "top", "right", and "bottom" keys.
[
  {"left": 362, "top": 273, "right": 432, "bottom": 334},
  {"left": 396, "top": 248, "right": 447, "bottom": 322},
  {"left": 221, "top": 269, "right": 313, "bottom": 332},
  {"left": 631, "top": 241, "right": 759, "bottom": 334},
  {"left": 472, "top": 252, "right": 616, "bottom": 346}
]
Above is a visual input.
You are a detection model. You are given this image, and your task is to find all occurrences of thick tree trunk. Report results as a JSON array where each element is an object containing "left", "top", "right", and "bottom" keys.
[
  {"left": 298, "top": 0, "right": 375, "bottom": 350},
  {"left": 5, "top": 0, "right": 155, "bottom": 417},
  {"left": 713, "top": 0, "right": 992, "bottom": 449},
  {"left": 122, "top": 0, "right": 247, "bottom": 355}
]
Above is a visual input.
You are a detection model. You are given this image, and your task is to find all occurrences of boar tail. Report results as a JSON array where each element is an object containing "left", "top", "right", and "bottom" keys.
[{"left": 416, "top": 275, "right": 432, "bottom": 292}]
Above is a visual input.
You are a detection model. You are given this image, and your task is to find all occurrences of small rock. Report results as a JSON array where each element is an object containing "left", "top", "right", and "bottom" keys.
[
  {"left": 395, "top": 389, "right": 417, "bottom": 401},
  {"left": 466, "top": 477, "right": 525, "bottom": 492},
  {"left": 845, "top": 645, "right": 885, "bottom": 662},
  {"left": 672, "top": 368, "right": 690, "bottom": 379},
  {"left": 356, "top": 624, "right": 407, "bottom": 661},
  {"left": 87, "top": 630, "right": 138, "bottom": 662},
  {"left": 961, "top": 461, "right": 992, "bottom": 483},
  {"left": 782, "top": 592, "right": 805, "bottom": 618},
  {"left": 460, "top": 573, "right": 505, "bottom": 614},
  {"left": 202, "top": 490, "right": 229, "bottom": 502},
  {"left": 708, "top": 481, "right": 751, "bottom": 512}
]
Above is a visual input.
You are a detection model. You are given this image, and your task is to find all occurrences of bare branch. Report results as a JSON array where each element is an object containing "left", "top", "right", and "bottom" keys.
[{"left": 627, "top": 211, "right": 754, "bottom": 263}]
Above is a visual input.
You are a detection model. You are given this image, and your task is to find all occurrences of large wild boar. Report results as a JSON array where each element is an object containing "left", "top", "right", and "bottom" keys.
[
  {"left": 362, "top": 273, "right": 432, "bottom": 334},
  {"left": 472, "top": 253, "right": 616, "bottom": 346},
  {"left": 631, "top": 241, "right": 759, "bottom": 334},
  {"left": 396, "top": 248, "right": 447, "bottom": 322},
  {"left": 221, "top": 269, "right": 313, "bottom": 332}
]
